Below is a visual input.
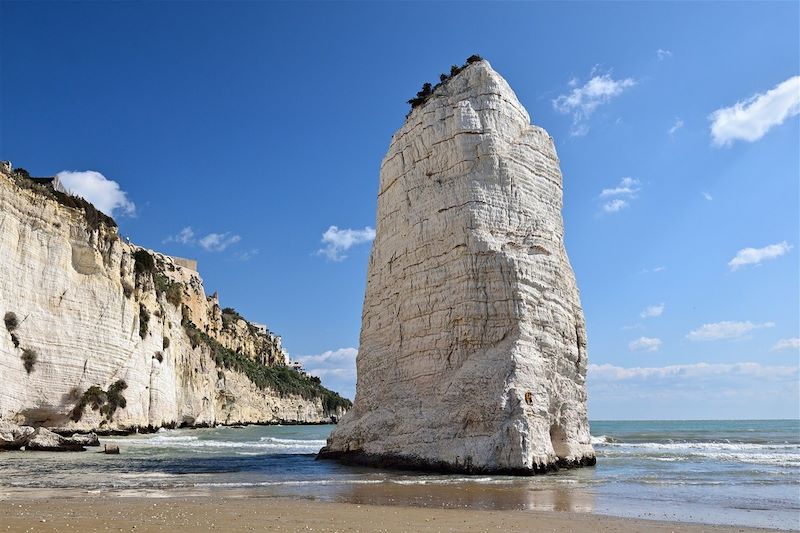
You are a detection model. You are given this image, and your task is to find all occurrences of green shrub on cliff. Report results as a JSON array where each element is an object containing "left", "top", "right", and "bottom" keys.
[
  {"left": 133, "top": 249, "right": 155, "bottom": 275},
  {"left": 52, "top": 190, "right": 117, "bottom": 231},
  {"left": 69, "top": 380, "right": 128, "bottom": 422},
  {"left": 4, "top": 312, "right": 18, "bottom": 332},
  {"left": 407, "top": 55, "right": 485, "bottom": 111},
  {"left": 154, "top": 274, "right": 182, "bottom": 306},
  {"left": 139, "top": 304, "right": 150, "bottom": 339},
  {"left": 102, "top": 380, "right": 128, "bottom": 419},
  {"left": 21, "top": 348, "right": 37, "bottom": 374},
  {"left": 182, "top": 320, "right": 351, "bottom": 412}
]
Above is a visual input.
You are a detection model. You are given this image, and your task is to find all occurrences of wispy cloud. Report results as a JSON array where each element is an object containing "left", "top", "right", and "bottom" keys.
[
  {"left": 234, "top": 248, "right": 259, "bottom": 261},
  {"left": 687, "top": 320, "right": 775, "bottom": 341},
  {"left": 728, "top": 241, "right": 791, "bottom": 271},
  {"left": 629, "top": 336, "right": 662, "bottom": 352},
  {"left": 702, "top": 192, "right": 713, "bottom": 201},
  {"left": 56, "top": 170, "right": 135, "bottom": 217},
  {"left": 317, "top": 225, "right": 375, "bottom": 261},
  {"left": 164, "top": 227, "right": 195, "bottom": 245},
  {"left": 709, "top": 75, "right": 800, "bottom": 146},
  {"left": 599, "top": 177, "right": 640, "bottom": 213},
  {"left": 164, "top": 226, "right": 242, "bottom": 253},
  {"left": 295, "top": 347, "right": 358, "bottom": 399},
  {"left": 656, "top": 49, "right": 673, "bottom": 61},
  {"left": 600, "top": 177, "right": 640, "bottom": 198},
  {"left": 589, "top": 361, "right": 797, "bottom": 381},
  {"left": 589, "top": 360, "right": 799, "bottom": 418},
  {"left": 640, "top": 303, "right": 665, "bottom": 318},
  {"left": 668, "top": 118, "right": 684, "bottom": 136},
  {"left": 640, "top": 266, "right": 667, "bottom": 274},
  {"left": 772, "top": 338, "right": 800, "bottom": 351},
  {"left": 198, "top": 232, "right": 241, "bottom": 252},
  {"left": 552, "top": 70, "right": 635, "bottom": 136},
  {"left": 602, "top": 199, "right": 628, "bottom": 213}
]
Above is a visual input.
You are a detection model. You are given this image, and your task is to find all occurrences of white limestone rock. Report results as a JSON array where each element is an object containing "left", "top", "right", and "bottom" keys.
[
  {"left": 0, "top": 422, "right": 35, "bottom": 450},
  {"left": 26, "top": 427, "right": 85, "bottom": 452},
  {"left": 319, "top": 60, "right": 595, "bottom": 474},
  {"left": 0, "top": 169, "right": 347, "bottom": 432}
]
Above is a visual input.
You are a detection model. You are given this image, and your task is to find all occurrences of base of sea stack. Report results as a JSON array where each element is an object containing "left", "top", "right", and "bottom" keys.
[{"left": 316, "top": 448, "right": 596, "bottom": 476}]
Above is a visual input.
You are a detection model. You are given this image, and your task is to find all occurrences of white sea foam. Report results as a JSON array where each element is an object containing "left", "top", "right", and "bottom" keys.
[
  {"left": 102, "top": 434, "right": 324, "bottom": 453},
  {"left": 595, "top": 440, "right": 800, "bottom": 466},
  {"left": 259, "top": 437, "right": 328, "bottom": 446},
  {"left": 196, "top": 479, "right": 384, "bottom": 488}
]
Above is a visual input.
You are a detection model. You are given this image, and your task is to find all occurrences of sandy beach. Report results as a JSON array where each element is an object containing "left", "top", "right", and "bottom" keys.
[{"left": 0, "top": 495, "right": 779, "bottom": 533}]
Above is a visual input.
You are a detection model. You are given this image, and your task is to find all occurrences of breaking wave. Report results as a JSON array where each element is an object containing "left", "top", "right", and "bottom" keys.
[
  {"left": 103, "top": 434, "right": 326, "bottom": 454},
  {"left": 591, "top": 436, "right": 800, "bottom": 466}
]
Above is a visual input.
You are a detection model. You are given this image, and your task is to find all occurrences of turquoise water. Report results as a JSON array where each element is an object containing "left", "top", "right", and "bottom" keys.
[{"left": 0, "top": 420, "right": 797, "bottom": 530}]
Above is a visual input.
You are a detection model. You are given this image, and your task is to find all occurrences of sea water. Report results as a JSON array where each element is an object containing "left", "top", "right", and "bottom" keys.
[{"left": 0, "top": 420, "right": 797, "bottom": 530}]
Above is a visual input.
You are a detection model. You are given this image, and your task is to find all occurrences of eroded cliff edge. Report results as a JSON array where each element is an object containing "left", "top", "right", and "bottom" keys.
[
  {"left": 0, "top": 166, "right": 350, "bottom": 432},
  {"left": 319, "top": 59, "right": 595, "bottom": 474}
]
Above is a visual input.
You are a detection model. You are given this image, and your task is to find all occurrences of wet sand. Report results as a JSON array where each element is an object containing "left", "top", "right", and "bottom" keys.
[{"left": 0, "top": 495, "right": 779, "bottom": 532}]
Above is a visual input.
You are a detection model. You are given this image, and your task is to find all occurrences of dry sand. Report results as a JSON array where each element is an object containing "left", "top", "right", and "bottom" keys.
[{"left": 0, "top": 495, "right": 777, "bottom": 532}]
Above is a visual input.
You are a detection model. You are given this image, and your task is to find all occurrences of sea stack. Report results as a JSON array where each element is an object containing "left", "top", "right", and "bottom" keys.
[{"left": 319, "top": 58, "right": 595, "bottom": 474}]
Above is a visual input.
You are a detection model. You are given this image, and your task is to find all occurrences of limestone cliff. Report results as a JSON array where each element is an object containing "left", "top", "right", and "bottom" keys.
[
  {"left": 0, "top": 166, "right": 350, "bottom": 432},
  {"left": 319, "top": 59, "right": 595, "bottom": 474}
]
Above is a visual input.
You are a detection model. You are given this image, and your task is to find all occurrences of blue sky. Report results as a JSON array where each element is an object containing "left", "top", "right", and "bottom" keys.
[{"left": 2, "top": 1, "right": 798, "bottom": 420}]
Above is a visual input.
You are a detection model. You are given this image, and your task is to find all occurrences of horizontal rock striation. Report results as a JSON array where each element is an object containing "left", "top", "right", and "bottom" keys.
[
  {"left": 319, "top": 60, "right": 594, "bottom": 474},
  {"left": 0, "top": 167, "right": 349, "bottom": 433}
]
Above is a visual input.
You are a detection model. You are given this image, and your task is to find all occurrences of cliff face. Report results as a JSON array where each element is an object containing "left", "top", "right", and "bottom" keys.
[
  {"left": 0, "top": 168, "right": 348, "bottom": 432},
  {"left": 320, "top": 60, "right": 594, "bottom": 473}
]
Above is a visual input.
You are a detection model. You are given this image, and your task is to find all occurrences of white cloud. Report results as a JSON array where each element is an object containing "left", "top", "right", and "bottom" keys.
[
  {"left": 56, "top": 170, "right": 135, "bottom": 217},
  {"left": 295, "top": 347, "right": 358, "bottom": 399},
  {"left": 600, "top": 177, "right": 640, "bottom": 198},
  {"left": 629, "top": 336, "right": 662, "bottom": 352},
  {"left": 728, "top": 241, "right": 791, "bottom": 271},
  {"left": 164, "top": 226, "right": 195, "bottom": 245},
  {"left": 599, "top": 177, "right": 640, "bottom": 214},
  {"left": 297, "top": 347, "right": 357, "bottom": 367},
  {"left": 552, "top": 71, "right": 635, "bottom": 136},
  {"left": 602, "top": 199, "right": 628, "bottom": 213},
  {"left": 687, "top": 320, "right": 775, "bottom": 341},
  {"left": 640, "top": 303, "right": 664, "bottom": 318},
  {"left": 164, "top": 226, "right": 242, "bottom": 253},
  {"left": 668, "top": 118, "right": 684, "bottom": 135},
  {"left": 702, "top": 192, "right": 713, "bottom": 201},
  {"left": 772, "top": 338, "right": 800, "bottom": 351},
  {"left": 198, "top": 232, "right": 241, "bottom": 252},
  {"left": 235, "top": 248, "right": 259, "bottom": 261},
  {"left": 657, "top": 49, "right": 673, "bottom": 61},
  {"left": 589, "top": 361, "right": 797, "bottom": 381},
  {"left": 317, "top": 225, "right": 375, "bottom": 261},
  {"left": 709, "top": 75, "right": 800, "bottom": 146}
]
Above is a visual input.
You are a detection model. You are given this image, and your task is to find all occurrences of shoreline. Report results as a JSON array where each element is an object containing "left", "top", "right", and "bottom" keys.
[
  {"left": 0, "top": 494, "right": 782, "bottom": 532},
  {"left": 43, "top": 419, "right": 338, "bottom": 438},
  {"left": 317, "top": 447, "right": 598, "bottom": 475}
]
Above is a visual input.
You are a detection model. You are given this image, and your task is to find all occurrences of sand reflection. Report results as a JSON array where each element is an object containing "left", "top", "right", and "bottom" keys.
[{"left": 329, "top": 476, "right": 596, "bottom": 513}]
